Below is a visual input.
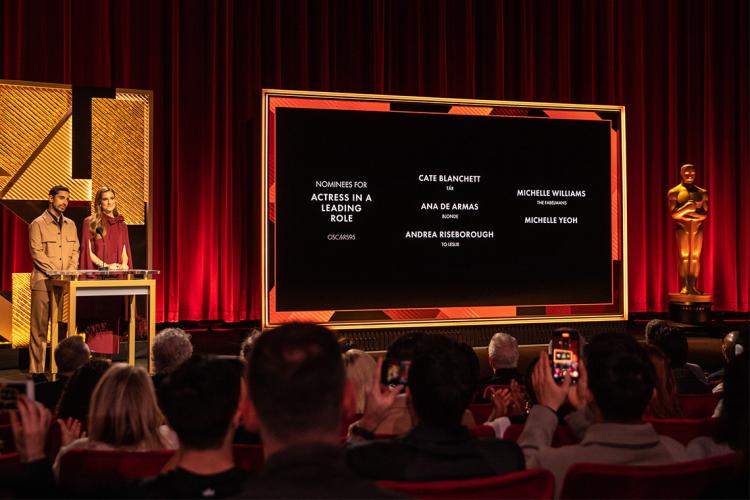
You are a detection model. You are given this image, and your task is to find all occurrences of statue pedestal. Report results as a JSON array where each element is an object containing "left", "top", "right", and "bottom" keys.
[{"left": 667, "top": 293, "right": 712, "bottom": 325}]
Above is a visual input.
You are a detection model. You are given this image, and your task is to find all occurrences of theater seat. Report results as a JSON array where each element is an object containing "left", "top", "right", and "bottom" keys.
[
  {"left": 377, "top": 468, "right": 554, "bottom": 499},
  {"left": 233, "top": 444, "right": 265, "bottom": 472},
  {"left": 468, "top": 404, "right": 494, "bottom": 423},
  {"left": 58, "top": 449, "right": 176, "bottom": 495},
  {"left": 0, "top": 452, "right": 20, "bottom": 479},
  {"left": 0, "top": 453, "right": 21, "bottom": 497},
  {"left": 559, "top": 453, "right": 741, "bottom": 499},
  {"left": 645, "top": 417, "right": 717, "bottom": 445},
  {"left": 679, "top": 393, "right": 721, "bottom": 418},
  {"left": 470, "top": 425, "right": 496, "bottom": 439},
  {"left": 0, "top": 424, "right": 14, "bottom": 453}
]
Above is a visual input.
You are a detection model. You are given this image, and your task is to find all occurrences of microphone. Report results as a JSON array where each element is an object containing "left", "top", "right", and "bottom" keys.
[{"left": 95, "top": 227, "right": 107, "bottom": 269}]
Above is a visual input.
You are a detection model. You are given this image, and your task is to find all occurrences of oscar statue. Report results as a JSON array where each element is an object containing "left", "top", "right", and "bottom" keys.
[{"left": 667, "top": 164, "right": 712, "bottom": 323}]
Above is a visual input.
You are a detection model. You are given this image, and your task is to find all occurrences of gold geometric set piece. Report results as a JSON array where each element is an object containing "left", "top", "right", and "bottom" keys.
[
  {"left": 91, "top": 93, "right": 149, "bottom": 224},
  {"left": 0, "top": 81, "right": 151, "bottom": 347},
  {"left": 10, "top": 273, "right": 68, "bottom": 348}
]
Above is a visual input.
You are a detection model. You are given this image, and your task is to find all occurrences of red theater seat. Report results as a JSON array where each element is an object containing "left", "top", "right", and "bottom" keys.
[
  {"left": 0, "top": 452, "right": 20, "bottom": 478},
  {"left": 232, "top": 444, "right": 265, "bottom": 472},
  {"left": 679, "top": 393, "right": 721, "bottom": 418},
  {"left": 560, "top": 453, "right": 741, "bottom": 499},
  {"left": 468, "top": 404, "right": 494, "bottom": 423},
  {"left": 58, "top": 449, "right": 175, "bottom": 494},
  {"left": 377, "top": 468, "right": 554, "bottom": 499},
  {"left": 470, "top": 425, "right": 496, "bottom": 439},
  {"left": 645, "top": 417, "right": 717, "bottom": 445},
  {"left": 0, "top": 424, "right": 14, "bottom": 453}
]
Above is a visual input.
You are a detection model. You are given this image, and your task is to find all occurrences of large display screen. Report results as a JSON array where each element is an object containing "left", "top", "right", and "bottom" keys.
[{"left": 262, "top": 91, "right": 626, "bottom": 328}]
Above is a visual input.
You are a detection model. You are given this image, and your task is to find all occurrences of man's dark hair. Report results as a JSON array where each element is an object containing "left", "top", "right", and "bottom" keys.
[
  {"left": 248, "top": 323, "right": 343, "bottom": 440},
  {"left": 159, "top": 355, "right": 243, "bottom": 450},
  {"left": 385, "top": 331, "right": 429, "bottom": 361},
  {"left": 408, "top": 335, "right": 479, "bottom": 428},
  {"left": 54, "top": 336, "right": 90, "bottom": 373},
  {"left": 56, "top": 359, "right": 110, "bottom": 421},
  {"left": 49, "top": 185, "right": 70, "bottom": 197},
  {"left": 648, "top": 327, "right": 689, "bottom": 368},
  {"left": 586, "top": 333, "right": 656, "bottom": 422}
]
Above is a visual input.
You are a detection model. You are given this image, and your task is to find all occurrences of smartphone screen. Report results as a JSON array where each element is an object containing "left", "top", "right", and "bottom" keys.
[
  {"left": 381, "top": 359, "right": 411, "bottom": 386},
  {"left": 549, "top": 331, "right": 580, "bottom": 384},
  {"left": 0, "top": 380, "right": 35, "bottom": 410}
]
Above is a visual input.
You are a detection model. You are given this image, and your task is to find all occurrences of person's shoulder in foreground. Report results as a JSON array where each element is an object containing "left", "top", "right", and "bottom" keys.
[
  {"left": 137, "top": 466, "right": 249, "bottom": 499},
  {"left": 240, "top": 443, "right": 401, "bottom": 499}
]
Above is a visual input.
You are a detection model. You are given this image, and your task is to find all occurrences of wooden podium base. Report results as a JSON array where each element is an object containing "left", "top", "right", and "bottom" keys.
[{"left": 667, "top": 293, "right": 712, "bottom": 325}]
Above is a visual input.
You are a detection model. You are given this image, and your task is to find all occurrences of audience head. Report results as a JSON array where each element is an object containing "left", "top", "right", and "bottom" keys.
[
  {"left": 342, "top": 349, "right": 376, "bottom": 414},
  {"left": 408, "top": 335, "right": 479, "bottom": 428},
  {"left": 715, "top": 352, "right": 748, "bottom": 451},
  {"left": 338, "top": 335, "right": 358, "bottom": 353},
  {"left": 248, "top": 323, "right": 345, "bottom": 442},
  {"left": 160, "top": 355, "right": 245, "bottom": 450},
  {"left": 488, "top": 332, "right": 519, "bottom": 370},
  {"left": 721, "top": 330, "right": 745, "bottom": 364},
  {"left": 643, "top": 344, "right": 683, "bottom": 418},
  {"left": 385, "top": 331, "right": 429, "bottom": 362},
  {"left": 240, "top": 329, "right": 262, "bottom": 361},
  {"left": 56, "top": 359, "right": 110, "bottom": 421},
  {"left": 54, "top": 335, "right": 90, "bottom": 375},
  {"left": 585, "top": 333, "right": 656, "bottom": 423},
  {"left": 645, "top": 322, "right": 689, "bottom": 368},
  {"left": 88, "top": 364, "right": 166, "bottom": 449},
  {"left": 152, "top": 328, "right": 193, "bottom": 375},
  {"left": 645, "top": 319, "right": 671, "bottom": 343}
]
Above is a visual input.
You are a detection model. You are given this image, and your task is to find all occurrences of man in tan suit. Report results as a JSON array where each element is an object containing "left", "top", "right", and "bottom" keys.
[{"left": 28, "top": 186, "right": 80, "bottom": 376}]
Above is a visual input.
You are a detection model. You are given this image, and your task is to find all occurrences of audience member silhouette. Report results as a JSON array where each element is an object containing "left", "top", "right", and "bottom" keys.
[
  {"left": 140, "top": 355, "right": 249, "bottom": 498},
  {"left": 237, "top": 323, "right": 397, "bottom": 498},
  {"left": 518, "top": 333, "right": 688, "bottom": 497},
  {"left": 347, "top": 335, "right": 524, "bottom": 481},
  {"left": 36, "top": 336, "right": 90, "bottom": 411}
]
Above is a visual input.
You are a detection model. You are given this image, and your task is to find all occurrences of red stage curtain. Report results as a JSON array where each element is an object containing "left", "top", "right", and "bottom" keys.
[{"left": 1, "top": 0, "right": 748, "bottom": 320}]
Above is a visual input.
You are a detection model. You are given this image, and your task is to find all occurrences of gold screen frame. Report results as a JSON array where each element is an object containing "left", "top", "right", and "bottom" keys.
[{"left": 261, "top": 89, "right": 628, "bottom": 330}]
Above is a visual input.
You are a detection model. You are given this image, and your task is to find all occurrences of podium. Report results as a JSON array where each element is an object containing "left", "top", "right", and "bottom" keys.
[{"left": 47, "top": 270, "right": 159, "bottom": 375}]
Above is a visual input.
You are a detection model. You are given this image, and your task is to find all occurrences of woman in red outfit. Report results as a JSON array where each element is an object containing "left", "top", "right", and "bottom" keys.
[{"left": 79, "top": 186, "right": 133, "bottom": 355}]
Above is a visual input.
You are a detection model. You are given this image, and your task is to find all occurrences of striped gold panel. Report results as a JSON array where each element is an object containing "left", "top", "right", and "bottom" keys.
[
  {"left": 11, "top": 273, "right": 69, "bottom": 348},
  {"left": 0, "top": 85, "right": 72, "bottom": 193},
  {"left": 2, "top": 118, "right": 91, "bottom": 201},
  {"left": 91, "top": 97, "right": 148, "bottom": 224},
  {"left": 11, "top": 273, "right": 34, "bottom": 348},
  {"left": 116, "top": 92, "right": 150, "bottom": 201},
  {"left": 0, "top": 294, "right": 11, "bottom": 343}
]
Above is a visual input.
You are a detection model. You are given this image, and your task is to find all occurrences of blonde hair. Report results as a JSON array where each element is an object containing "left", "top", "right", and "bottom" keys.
[
  {"left": 87, "top": 364, "right": 167, "bottom": 449},
  {"left": 342, "top": 349, "right": 376, "bottom": 414},
  {"left": 89, "top": 186, "right": 120, "bottom": 239}
]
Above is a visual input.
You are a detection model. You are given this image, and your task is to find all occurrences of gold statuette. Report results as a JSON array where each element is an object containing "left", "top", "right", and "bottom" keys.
[{"left": 667, "top": 164, "right": 708, "bottom": 296}]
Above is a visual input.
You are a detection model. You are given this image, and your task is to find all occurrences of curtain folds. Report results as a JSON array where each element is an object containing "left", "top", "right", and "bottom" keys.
[{"left": 1, "top": 0, "right": 747, "bottom": 320}]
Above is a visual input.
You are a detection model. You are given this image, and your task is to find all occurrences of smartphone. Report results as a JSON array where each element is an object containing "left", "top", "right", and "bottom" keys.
[
  {"left": 381, "top": 359, "right": 411, "bottom": 386},
  {"left": 0, "top": 380, "right": 35, "bottom": 410},
  {"left": 548, "top": 330, "right": 580, "bottom": 384}
]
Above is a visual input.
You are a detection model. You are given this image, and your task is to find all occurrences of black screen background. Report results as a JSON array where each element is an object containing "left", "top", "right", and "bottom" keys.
[{"left": 274, "top": 108, "right": 612, "bottom": 312}]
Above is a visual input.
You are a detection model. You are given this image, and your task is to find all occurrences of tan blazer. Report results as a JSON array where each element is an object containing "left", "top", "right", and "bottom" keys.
[{"left": 29, "top": 211, "right": 80, "bottom": 291}]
